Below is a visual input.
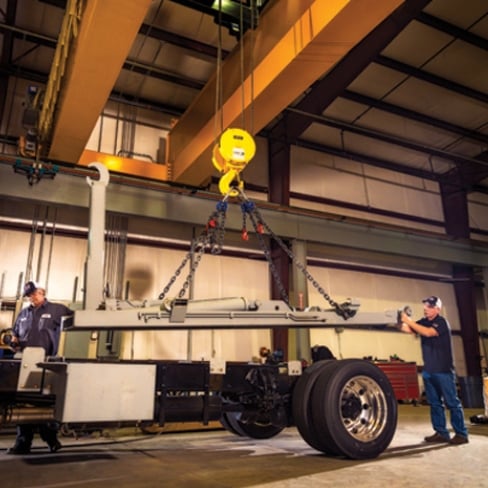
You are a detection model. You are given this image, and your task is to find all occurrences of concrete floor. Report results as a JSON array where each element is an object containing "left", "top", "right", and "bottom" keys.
[{"left": 0, "top": 405, "right": 487, "bottom": 488}]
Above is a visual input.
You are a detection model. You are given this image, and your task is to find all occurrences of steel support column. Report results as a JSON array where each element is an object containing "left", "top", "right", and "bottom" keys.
[
  {"left": 484, "top": 268, "right": 488, "bottom": 309},
  {"left": 291, "top": 239, "right": 311, "bottom": 362},
  {"left": 269, "top": 239, "right": 290, "bottom": 361},
  {"left": 453, "top": 264, "right": 482, "bottom": 377},
  {"left": 269, "top": 126, "right": 291, "bottom": 359},
  {"left": 440, "top": 168, "right": 482, "bottom": 377}
]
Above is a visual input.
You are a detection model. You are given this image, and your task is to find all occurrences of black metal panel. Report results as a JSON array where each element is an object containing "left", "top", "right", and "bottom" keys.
[
  {"left": 155, "top": 361, "right": 213, "bottom": 425},
  {"left": 0, "top": 359, "right": 20, "bottom": 392},
  {"left": 160, "top": 395, "right": 222, "bottom": 423},
  {"left": 156, "top": 361, "right": 210, "bottom": 391}
]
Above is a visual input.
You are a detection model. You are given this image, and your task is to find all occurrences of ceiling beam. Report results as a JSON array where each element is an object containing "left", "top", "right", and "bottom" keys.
[
  {"left": 288, "top": 107, "right": 488, "bottom": 168},
  {"left": 138, "top": 23, "right": 229, "bottom": 60},
  {"left": 268, "top": 0, "right": 431, "bottom": 144},
  {"left": 375, "top": 55, "right": 488, "bottom": 104},
  {"left": 342, "top": 90, "right": 488, "bottom": 145},
  {"left": 122, "top": 59, "right": 205, "bottom": 91},
  {"left": 291, "top": 137, "right": 437, "bottom": 180},
  {"left": 0, "top": 21, "right": 57, "bottom": 48},
  {"left": 416, "top": 12, "right": 488, "bottom": 52},
  {"left": 168, "top": 0, "right": 406, "bottom": 186},
  {"left": 47, "top": 0, "right": 153, "bottom": 164}
]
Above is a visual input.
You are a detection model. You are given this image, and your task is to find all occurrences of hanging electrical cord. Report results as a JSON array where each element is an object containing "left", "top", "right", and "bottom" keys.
[
  {"left": 25, "top": 205, "right": 40, "bottom": 283},
  {"left": 242, "top": 0, "right": 258, "bottom": 135},
  {"left": 35, "top": 206, "right": 50, "bottom": 283},
  {"left": 249, "top": 0, "right": 257, "bottom": 136},
  {"left": 212, "top": 1, "right": 260, "bottom": 198},
  {"left": 103, "top": 214, "right": 128, "bottom": 300},
  {"left": 214, "top": 0, "right": 224, "bottom": 145},
  {"left": 45, "top": 207, "right": 58, "bottom": 293},
  {"left": 114, "top": 0, "right": 165, "bottom": 160},
  {"left": 239, "top": 0, "right": 245, "bottom": 130}
]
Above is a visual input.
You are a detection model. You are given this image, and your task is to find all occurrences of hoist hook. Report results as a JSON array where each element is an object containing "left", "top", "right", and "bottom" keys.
[{"left": 212, "top": 128, "right": 256, "bottom": 197}]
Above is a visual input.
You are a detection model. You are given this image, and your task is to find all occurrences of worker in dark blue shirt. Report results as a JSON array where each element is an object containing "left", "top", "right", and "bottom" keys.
[
  {"left": 400, "top": 296, "right": 468, "bottom": 445},
  {"left": 7, "top": 281, "right": 72, "bottom": 455}
]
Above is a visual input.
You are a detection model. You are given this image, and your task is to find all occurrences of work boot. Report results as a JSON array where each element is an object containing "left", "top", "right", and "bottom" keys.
[
  {"left": 48, "top": 440, "right": 62, "bottom": 453},
  {"left": 424, "top": 432, "right": 450, "bottom": 443},
  {"left": 6, "top": 443, "right": 31, "bottom": 455},
  {"left": 449, "top": 434, "right": 469, "bottom": 445}
]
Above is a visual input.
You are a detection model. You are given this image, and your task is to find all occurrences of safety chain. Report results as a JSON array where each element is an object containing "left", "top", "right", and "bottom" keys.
[{"left": 158, "top": 188, "right": 355, "bottom": 319}]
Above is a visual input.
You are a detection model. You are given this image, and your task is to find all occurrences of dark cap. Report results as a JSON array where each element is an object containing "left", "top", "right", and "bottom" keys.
[
  {"left": 422, "top": 296, "right": 442, "bottom": 308},
  {"left": 23, "top": 281, "right": 44, "bottom": 297}
]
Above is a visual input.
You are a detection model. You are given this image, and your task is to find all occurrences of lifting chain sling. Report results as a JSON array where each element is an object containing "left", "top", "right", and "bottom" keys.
[
  {"left": 158, "top": 189, "right": 356, "bottom": 319},
  {"left": 158, "top": 201, "right": 227, "bottom": 301}
]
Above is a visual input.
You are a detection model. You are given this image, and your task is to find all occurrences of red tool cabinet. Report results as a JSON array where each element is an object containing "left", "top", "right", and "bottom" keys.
[{"left": 374, "top": 361, "right": 420, "bottom": 403}]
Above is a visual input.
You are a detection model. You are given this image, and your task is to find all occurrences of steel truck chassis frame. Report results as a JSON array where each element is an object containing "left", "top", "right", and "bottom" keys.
[{"left": 0, "top": 297, "right": 400, "bottom": 460}]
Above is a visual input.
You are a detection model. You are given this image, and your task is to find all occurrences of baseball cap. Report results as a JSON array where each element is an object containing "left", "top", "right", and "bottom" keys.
[
  {"left": 422, "top": 296, "right": 442, "bottom": 308},
  {"left": 23, "top": 281, "right": 45, "bottom": 297}
]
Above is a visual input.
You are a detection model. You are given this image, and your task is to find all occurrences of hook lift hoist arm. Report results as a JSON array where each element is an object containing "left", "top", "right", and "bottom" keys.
[{"left": 72, "top": 127, "right": 401, "bottom": 331}]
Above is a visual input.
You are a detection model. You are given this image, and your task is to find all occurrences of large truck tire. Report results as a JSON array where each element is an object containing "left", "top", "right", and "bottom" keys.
[
  {"left": 220, "top": 411, "right": 284, "bottom": 439},
  {"left": 310, "top": 359, "right": 397, "bottom": 459},
  {"left": 291, "top": 359, "right": 339, "bottom": 455}
]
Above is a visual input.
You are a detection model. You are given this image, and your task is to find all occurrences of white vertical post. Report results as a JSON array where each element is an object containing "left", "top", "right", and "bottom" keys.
[{"left": 84, "top": 163, "right": 109, "bottom": 310}]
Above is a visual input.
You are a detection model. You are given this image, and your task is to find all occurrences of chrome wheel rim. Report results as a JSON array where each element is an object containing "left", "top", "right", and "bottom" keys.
[{"left": 339, "top": 375, "right": 388, "bottom": 442}]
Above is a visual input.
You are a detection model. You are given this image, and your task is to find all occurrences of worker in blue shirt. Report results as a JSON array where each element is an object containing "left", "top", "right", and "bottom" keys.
[
  {"left": 6, "top": 281, "right": 72, "bottom": 455},
  {"left": 400, "top": 296, "right": 468, "bottom": 445}
]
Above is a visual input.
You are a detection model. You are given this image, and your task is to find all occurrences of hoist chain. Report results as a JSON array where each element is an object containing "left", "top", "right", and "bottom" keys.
[
  {"left": 158, "top": 188, "right": 355, "bottom": 319},
  {"left": 158, "top": 234, "right": 205, "bottom": 300},
  {"left": 175, "top": 238, "right": 208, "bottom": 299},
  {"left": 210, "top": 201, "right": 228, "bottom": 254},
  {"left": 244, "top": 203, "right": 290, "bottom": 306},
  {"left": 158, "top": 203, "right": 227, "bottom": 300},
  {"left": 241, "top": 194, "right": 355, "bottom": 319}
]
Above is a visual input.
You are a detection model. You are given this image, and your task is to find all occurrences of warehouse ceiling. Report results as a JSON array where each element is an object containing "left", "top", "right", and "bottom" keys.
[{"left": 0, "top": 0, "right": 487, "bottom": 199}]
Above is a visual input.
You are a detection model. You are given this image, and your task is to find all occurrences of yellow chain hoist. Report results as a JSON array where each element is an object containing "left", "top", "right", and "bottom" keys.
[{"left": 212, "top": 128, "right": 256, "bottom": 196}]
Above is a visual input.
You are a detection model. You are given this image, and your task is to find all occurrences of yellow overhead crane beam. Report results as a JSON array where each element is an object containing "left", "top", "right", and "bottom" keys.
[
  {"left": 47, "top": 0, "right": 152, "bottom": 164},
  {"left": 168, "top": 0, "right": 404, "bottom": 186}
]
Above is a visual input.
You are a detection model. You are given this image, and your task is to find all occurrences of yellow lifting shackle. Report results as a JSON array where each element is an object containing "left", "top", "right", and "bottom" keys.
[{"left": 212, "top": 128, "right": 256, "bottom": 196}]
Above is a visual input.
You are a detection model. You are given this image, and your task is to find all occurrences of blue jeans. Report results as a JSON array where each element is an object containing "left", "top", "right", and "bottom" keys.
[{"left": 422, "top": 370, "right": 468, "bottom": 438}]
